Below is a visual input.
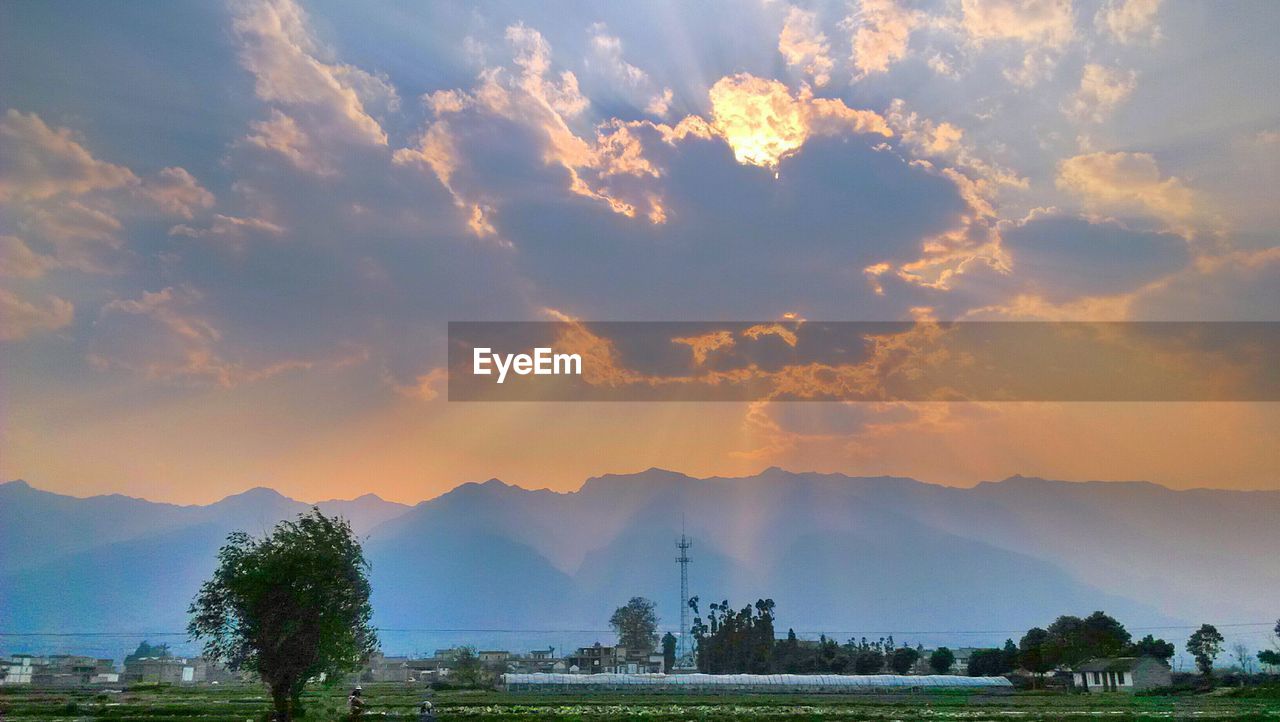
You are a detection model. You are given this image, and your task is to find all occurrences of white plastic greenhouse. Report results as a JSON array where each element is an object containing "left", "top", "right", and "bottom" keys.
[{"left": 501, "top": 672, "right": 1013, "bottom": 693}]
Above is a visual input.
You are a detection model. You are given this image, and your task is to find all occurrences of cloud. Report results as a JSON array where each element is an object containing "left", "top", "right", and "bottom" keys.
[
  {"left": 586, "top": 23, "right": 674, "bottom": 115},
  {"left": 646, "top": 88, "right": 673, "bottom": 117},
  {"left": 168, "top": 213, "right": 285, "bottom": 241},
  {"left": 959, "top": 0, "right": 1074, "bottom": 86},
  {"left": 706, "top": 73, "right": 891, "bottom": 170},
  {"left": 886, "top": 99, "right": 963, "bottom": 156},
  {"left": 20, "top": 200, "right": 128, "bottom": 273},
  {"left": 396, "top": 24, "right": 672, "bottom": 232},
  {"left": 141, "top": 167, "right": 216, "bottom": 219},
  {"left": 394, "top": 367, "right": 448, "bottom": 401},
  {"left": 243, "top": 109, "right": 333, "bottom": 176},
  {"left": 779, "top": 6, "right": 835, "bottom": 87},
  {"left": 1001, "top": 212, "right": 1189, "bottom": 300},
  {"left": 1057, "top": 151, "right": 1196, "bottom": 230},
  {"left": 1063, "top": 64, "right": 1136, "bottom": 123},
  {"left": 0, "top": 110, "right": 138, "bottom": 202},
  {"left": 0, "top": 288, "right": 74, "bottom": 341},
  {"left": 231, "top": 0, "right": 393, "bottom": 150},
  {"left": 847, "top": 0, "right": 922, "bottom": 77},
  {"left": 673, "top": 330, "right": 735, "bottom": 365},
  {"left": 960, "top": 0, "right": 1075, "bottom": 48},
  {"left": 1095, "top": 0, "right": 1162, "bottom": 44},
  {"left": 0, "top": 235, "right": 58, "bottom": 278},
  {"left": 88, "top": 285, "right": 359, "bottom": 386}
]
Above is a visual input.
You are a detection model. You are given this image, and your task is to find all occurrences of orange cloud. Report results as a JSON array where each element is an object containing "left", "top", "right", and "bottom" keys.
[
  {"left": 0, "top": 110, "right": 138, "bottom": 202},
  {"left": 707, "top": 73, "right": 891, "bottom": 171},
  {"left": 1057, "top": 151, "right": 1196, "bottom": 230},
  {"left": 0, "top": 288, "right": 73, "bottom": 341},
  {"left": 673, "top": 330, "right": 736, "bottom": 365},
  {"left": 779, "top": 6, "right": 835, "bottom": 87},
  {"left": 848, "top": 0, "right": 923, "bottom": 77}
]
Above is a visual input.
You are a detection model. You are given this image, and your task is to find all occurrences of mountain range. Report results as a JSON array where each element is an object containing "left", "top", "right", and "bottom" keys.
[{"left": 2, "top": 469, "right": 1275, "bottom": 652}]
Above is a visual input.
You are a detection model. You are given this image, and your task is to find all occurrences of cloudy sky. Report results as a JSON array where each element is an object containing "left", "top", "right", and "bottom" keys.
[{"left": 2, "top": 0, "right": 1277, "bottom": 503}]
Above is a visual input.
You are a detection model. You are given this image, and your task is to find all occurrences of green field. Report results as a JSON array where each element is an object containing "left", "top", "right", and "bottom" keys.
[{"left": 2, "top": 683, "right": 1278, "bottom": 721}]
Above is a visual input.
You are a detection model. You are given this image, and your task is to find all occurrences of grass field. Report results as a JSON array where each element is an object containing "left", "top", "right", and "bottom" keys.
[{"left": 2, "top": 683, "right": 1278, "bottom": 721}]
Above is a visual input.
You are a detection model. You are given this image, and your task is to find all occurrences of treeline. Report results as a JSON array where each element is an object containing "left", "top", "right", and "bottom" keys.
[{"left": 688, "top": 598, "right": 1181, "bottom": 677}]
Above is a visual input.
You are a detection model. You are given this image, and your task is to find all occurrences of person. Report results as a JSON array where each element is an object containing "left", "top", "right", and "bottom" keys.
[
  {"left": 348, "top": 685, "right": 366, "bottom": 718},
  {"left": 417, "top": 700, "right": 436, "bottom": 721}
]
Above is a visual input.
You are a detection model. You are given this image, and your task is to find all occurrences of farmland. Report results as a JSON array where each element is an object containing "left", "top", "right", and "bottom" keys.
[{"left": 2, "top": 684, "right": 1278, "bottom": 721}]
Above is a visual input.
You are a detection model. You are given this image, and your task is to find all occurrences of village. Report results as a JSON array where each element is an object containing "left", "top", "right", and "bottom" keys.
[{"left": 0, "top": 642, "right": 1182, "bottom": 693}]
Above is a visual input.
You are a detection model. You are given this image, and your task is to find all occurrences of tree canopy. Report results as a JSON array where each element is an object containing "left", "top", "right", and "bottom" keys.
[
  {"left": 610, "top": 597, "right": 659, "bottom": 654},
  {"left": 929, "top": 647, "right": 955, "bottom": 674},
  {"left": 1186, "top": 624, "right": 1225, "bottom": 676},
  {"left": 188, "top": 508, "right": 377, "bottom": 721}
]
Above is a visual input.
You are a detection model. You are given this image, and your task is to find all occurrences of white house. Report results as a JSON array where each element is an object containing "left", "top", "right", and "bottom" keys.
[{"left": 1070, "top": 657, "right": 1171, "bottom": 692}]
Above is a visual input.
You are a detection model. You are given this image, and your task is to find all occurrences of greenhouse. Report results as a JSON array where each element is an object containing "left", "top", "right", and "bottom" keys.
[{"left": 502, "top": 672, "right": 1014, "bottom": 693}]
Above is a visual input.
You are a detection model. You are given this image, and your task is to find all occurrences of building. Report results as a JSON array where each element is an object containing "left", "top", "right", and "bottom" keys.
[
  {"left": 1, "top": 655, "right": 37, "bottom": 685},
  {"left": 361, "top": 653, "right": 411, "bottom": 683},
  {"left": 123, "top": 656, "right": 229, "bottom": 685},
  {"left": 0, "top": 655, "right": 118, "bottom": 686},
  {"left": 478, "top": 650, "right": 511, "bottom": 665},
  {"left": 566, "top": 644, "right": 663, "bottom": 674},
  {"left": 1070, "top": 657, "right": 1171, "bottom": 693},
  {"left": 508, "top": 648, "right": 567, "bottom": 674}
]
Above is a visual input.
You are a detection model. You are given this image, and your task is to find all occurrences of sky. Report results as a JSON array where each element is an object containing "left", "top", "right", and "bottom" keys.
[{"left": 1, "top": 0, "right": 1277, "bottom": 504}]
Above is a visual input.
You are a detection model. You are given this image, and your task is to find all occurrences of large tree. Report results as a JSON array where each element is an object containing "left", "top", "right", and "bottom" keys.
[
  {"left": 1018, "top": 627, "right": 1054, "bottom": 686},
  {"left": 889, "top": 646, "right": 921, "bottom": 674},
  {"left": 188, "top": 509, "right": 377, "bottom": 721},
  {"left": 1041, "top": 611, "right": 1131, "bottom": 667},
  {"left": 610, "top": 597, "right": 659, "bottom": 654},
  {"left": 1130, "top": 634, "right": 1176, "bottom": 663},
  {"left": 967, "top": 648, "right": 1013, "bottom": 676},
  {"left": 1186, "top": 624, "right": 1225, "bottom": 677},
  {"left": 929, "top": 647, "right": 955, "bottom": 674}
]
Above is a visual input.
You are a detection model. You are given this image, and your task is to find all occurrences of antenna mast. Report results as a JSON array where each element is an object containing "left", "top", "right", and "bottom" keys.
[{"left": 676, "top": 518, "right": 693, "bottom": 667}]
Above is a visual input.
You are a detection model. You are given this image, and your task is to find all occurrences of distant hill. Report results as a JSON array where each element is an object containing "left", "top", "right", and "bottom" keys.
[{"left": 1, "top": 471, "right": 1275, "bottom": 647}]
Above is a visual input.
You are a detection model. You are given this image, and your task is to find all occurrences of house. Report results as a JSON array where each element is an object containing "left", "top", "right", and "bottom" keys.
[
  {"left": 1070, "top": 657, "right": 1171, "bottom": 692},
  {"left": 0, "top": 655, "right": 37, "bottom": 685},
  {"left": 28, "top": 656, "right": 117, "bottom": 686},
  {"left": 478, "top": 650, "right": 511, "bottom": 665},
  {"left": 123, "top": 656, "right": 229, "bottom": 685},
  {"left": 508, "top": 648, "right": 566, "bottom": 674},
  {"left": 362, "top": 653, "right": 411, "bottom": 682},
  {"left": 566, "top": 643, "right": 663, "bottom": 674}
]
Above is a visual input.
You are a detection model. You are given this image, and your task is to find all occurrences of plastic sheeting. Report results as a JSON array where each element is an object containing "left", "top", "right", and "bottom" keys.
[{"left": 502, "top": 672, "right": 1013, "bottom": 692}]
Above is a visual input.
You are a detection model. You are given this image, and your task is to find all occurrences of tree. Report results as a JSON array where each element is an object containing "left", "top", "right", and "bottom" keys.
[
  {"left": 689, "top": 598, "right": 776, "bottom": 674},
  {"left": 451, "top": 646, "right": 485, "bottom": 687},
  {"left": 1018, "top": 628, "right": 1054, "bottom": 686},
  {"left": 1129, "top": 634, "right": 1175, "bottom": 663},
  {"left": 890, "top": 646, "right": 920, "bottom": 674},
  {"left": 1186, "top": 624, "right": 1225, "bottom": 677},
  {"left": 188, "top": 509, "right": 377, "bottom": 721},
  {"left": 661, "top": 632, "right": 677, "bottom": 672},
  {"left": 1259, "top": 649, "right": 1280, "bottom": 670},
  {"left": 1231, "top": 642, "right": 1255, "bottom": 681},
  {"left": 929, "top": 647, "right": 955, "bottom": 674},
  {"left": 126, "top": 641, "right": 171, "bottom": 661},
  {"left": 1259, "top": 619, "right": 1280, "bottom": 671},
  {"left": 1082, "top": 611, "right": 1132, "bottom": 658},
  {"left": 967, "top": 648, "right": 1012, "bottom": 676},
  {"left": 610, "top": 597, "right": 659, "bottom": 654},
  {"left": 1001, "top": 639, "right": 1019, "bottom": 672}
]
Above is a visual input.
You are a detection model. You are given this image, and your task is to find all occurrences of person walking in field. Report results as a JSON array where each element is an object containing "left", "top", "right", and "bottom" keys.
[{"left": 417, "top": 700, "right": 436, "bottom": 721}]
